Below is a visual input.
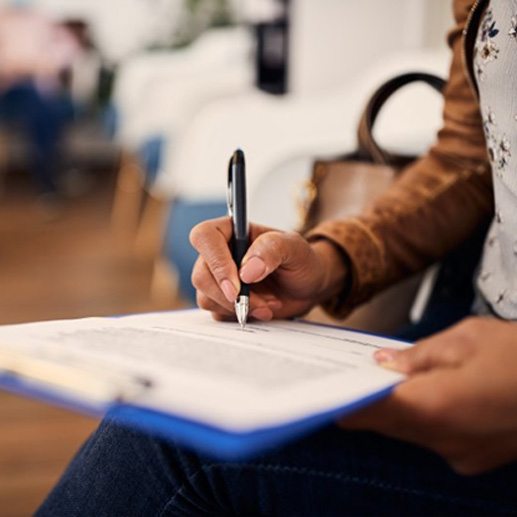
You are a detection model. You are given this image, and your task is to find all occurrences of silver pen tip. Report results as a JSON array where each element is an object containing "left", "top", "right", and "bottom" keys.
[{"left": 235, "top": 295, "right": 250, "bottom": 329}]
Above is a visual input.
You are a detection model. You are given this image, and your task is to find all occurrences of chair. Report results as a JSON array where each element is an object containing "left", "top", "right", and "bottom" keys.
[{"left": 109, "top": 26, "right": 255, "bottom": 252}]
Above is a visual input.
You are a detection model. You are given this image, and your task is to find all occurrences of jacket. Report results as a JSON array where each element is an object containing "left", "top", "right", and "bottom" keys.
[{"left": 307, "top": 0, "right": 493, "bottom": 318}]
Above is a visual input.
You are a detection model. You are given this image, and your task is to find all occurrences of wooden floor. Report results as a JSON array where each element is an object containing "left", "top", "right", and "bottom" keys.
[{"left": 0, "top": 172, "right": 180, "bottom": 516}]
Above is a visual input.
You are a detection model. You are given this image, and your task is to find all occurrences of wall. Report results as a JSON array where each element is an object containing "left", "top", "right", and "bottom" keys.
[
  {"left": 0, "top": 0, "right": 184, "bottom": 63},
  {"left": 289, "top": 0, "right": 453, "bottom": 95}
]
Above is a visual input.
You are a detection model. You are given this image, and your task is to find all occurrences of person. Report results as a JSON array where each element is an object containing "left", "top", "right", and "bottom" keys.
[
  {"left": 37, "top": 0, "right": 517, "bottom": 514},
  {"left": 0, "top": 0, "right": 79, "bottom": 195}
]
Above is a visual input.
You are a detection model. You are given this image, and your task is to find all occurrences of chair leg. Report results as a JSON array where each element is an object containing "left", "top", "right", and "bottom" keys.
[
  {"left": 150, "top": 256, "right": 180, "bottom": 308},
  {"left": 110, "top": 151, "right": 144, "bottom": 247},
  {"left": 133, "top": 193, "right": 168, "bottom": 260}
]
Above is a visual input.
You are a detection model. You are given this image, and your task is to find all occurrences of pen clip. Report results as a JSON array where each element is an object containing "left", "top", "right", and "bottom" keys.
[{"left": 227, "top": 158, "right": 234, "bottom": 218}]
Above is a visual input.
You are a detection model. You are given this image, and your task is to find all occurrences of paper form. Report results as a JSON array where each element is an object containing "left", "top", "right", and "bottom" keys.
[{"left": 0, "top": 310, "right": 408, "bottom": 432}]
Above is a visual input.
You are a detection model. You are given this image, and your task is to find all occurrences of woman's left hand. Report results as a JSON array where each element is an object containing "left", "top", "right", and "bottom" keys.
[{"left": 339, "top": 317, "right": 517, "bottom": 475}]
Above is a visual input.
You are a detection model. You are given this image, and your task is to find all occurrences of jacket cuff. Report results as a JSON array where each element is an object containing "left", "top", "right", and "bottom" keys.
[{"left": 305, "top": 218, "right": 386, "bottom": 318}]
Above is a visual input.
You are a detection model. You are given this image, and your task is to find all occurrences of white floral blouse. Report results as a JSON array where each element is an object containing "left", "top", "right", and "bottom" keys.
[{"left": 474, "top": 0, "right": 517, "bottom": 319}]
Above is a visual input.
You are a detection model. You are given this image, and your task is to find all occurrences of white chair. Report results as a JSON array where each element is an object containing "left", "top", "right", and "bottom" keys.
[
  {"left": 110, "top": 26, "right": 255, "bottom": 248},
  {"left": 112, "top": 26, "right": 255, "bottom": 148},
  {"left": 156, "top": 48, "right": 449, "bottom": 222}
]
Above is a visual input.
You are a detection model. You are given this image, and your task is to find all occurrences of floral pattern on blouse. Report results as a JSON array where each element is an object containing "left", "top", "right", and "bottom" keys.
[
  {"left": 481, "top": 108, "right": 511, "bottom": 177},
  {"left": 474, "top": 8, "right": 500, "bottom": 81},
  {"left": 474, "top": 1, "right": 517, "bottom": 319},
  {"left": 509, "top": 15, "right": 517, "bottom": 38}
]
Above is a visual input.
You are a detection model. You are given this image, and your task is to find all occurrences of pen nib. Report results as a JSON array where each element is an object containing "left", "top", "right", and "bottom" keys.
[{"left": 235, "top": 296, "right": 249, "bottom": 330}]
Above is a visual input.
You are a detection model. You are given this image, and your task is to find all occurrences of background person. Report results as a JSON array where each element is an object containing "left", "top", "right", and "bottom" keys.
[{"left": 0, "top": 0, "right": 79, "bottom": 196}]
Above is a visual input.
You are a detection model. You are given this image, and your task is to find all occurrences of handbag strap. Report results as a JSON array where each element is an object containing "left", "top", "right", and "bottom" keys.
[{"left": 357, "top": 72, "right": 446, "bottom": 165}]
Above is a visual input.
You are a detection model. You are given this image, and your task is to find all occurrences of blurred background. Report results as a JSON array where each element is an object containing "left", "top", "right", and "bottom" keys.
[{"left": 0, "top": 0, "right": 451, "bottom": 513}]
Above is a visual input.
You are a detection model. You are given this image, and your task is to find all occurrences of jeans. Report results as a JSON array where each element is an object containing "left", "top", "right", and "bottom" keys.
[
  {"left": 37, "top": 418, "right": 517, "bottom": 516},
  {"left": 0, "top": 81, "right": 74, "bottom": 193}
]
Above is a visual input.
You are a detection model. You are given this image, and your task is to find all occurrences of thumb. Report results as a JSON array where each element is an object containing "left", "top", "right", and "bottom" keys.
[
  {"left": 374, "top": 332, "right": 472, "bottom": 375},
  {"left": 239, "top": 231, "right": 311, "bottom": 284}
]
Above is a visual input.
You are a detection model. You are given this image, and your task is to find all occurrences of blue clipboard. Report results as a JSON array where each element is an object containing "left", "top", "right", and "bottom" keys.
[
  {"left": 0, "top": 369, "right": 397, "bottom": 460},
  {"left": 0, "top": 312, "right": 406, "bottom": 460}
]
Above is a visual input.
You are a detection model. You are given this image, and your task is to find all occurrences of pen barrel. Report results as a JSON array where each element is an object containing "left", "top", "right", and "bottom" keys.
[
  {"left": 231, "top": 236, "right": 248, "bottom": 268},
  {"left": 232, "top": 236, "right": 250, "bottom": 297}
]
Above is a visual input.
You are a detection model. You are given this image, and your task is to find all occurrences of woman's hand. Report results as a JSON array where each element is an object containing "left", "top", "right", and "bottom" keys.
[
  {"left": 190, "top": 217, "right": 347, "bottom": 321},
  {"left": 340, "top": 317, "right": 517, "bottom": 475}
]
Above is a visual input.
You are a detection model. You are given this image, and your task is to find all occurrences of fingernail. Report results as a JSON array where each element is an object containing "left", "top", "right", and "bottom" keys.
[
  {"left": 221, "top": 280, "right": 238, "bottom": 303},
  {"left": 240, "top": 256, "right": 267, "bottom": 283},
  {"left": 374, "top": 348, "right": 400, "bottom": 366},
  {"left": 251, "top": 307, "right": 273, "bottom": 321}
]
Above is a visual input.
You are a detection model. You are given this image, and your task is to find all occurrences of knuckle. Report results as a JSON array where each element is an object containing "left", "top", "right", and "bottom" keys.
[
  {"left": 209, "top": 260, "right": 233, "bottom": 282},
  {"left": 268, "top": 231, "right": 285, "bottom": 247},
  {"left": 189, "top": 221, "right": 210, "bottom": 249},
  {"left": 261, "top": 231, "right": 286, "bottom": 259},
  {"left": 189, "top": 224, "right": 202, "bottom": 247},
  {"left": 191, "top": 262, "right": 208, "bottom": 291}
]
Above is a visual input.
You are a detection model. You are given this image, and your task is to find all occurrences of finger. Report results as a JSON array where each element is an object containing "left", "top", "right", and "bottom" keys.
[
  {"left": 239, "top": 231, "right": 311, "bottom": 284},
  {"left": 191, "top": 257, "right": 234, "bottom": 311},
  {"left": 192, "top": 258, "right": 281, "bottom": 321},
  {"left": 199, "top": 291, "right": 278, "bottom": 322},
  {"left": 211, "top": 312, "right": 236, "bottom": 322},
  {"left": 340, "top": 372, "right": 456, "bottom": 442},
  {"left": 374, "top": 325, "right": 476, "bottom": 375},
  {"left": 341, "top": 385, "right": 517, "bottom": 476},
  {"left": 339, "top": 378, "right": 427, "bottom": 437},
  {"left": 190, "top": 218, "right": 240, "bottom": 303},
  {"left": 339, "top": 397, "right": 397, "bottom": 432},
  {"left": 196, "top": 291, "right": 235, "bottom": 317},
  {"left": 247, "top": 291, "right": 285, "bottom": 321}
]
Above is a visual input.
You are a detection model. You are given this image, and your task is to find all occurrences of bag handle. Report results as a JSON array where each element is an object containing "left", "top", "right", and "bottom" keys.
[{"left": 357, "top": 72, "right": 446, "bottom": 165}]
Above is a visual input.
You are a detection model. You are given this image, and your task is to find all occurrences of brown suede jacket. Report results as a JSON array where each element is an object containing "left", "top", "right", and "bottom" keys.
[{"left": 307, "top": 0, "right": 493, "bottom": 318}]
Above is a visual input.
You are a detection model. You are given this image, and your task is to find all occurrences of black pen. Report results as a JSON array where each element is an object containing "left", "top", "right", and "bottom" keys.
[{"left": 227, "top": 149, "right": 250, "bottom": 328}]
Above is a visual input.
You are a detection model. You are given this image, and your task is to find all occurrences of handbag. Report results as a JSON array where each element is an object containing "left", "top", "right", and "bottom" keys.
[{"left": 300, "top": 72, "right": 446, "bottom": 334}]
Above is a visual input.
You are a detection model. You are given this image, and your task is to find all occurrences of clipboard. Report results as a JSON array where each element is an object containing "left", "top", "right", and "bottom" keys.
[{"left": 0, "top": 310, "right": 406, "bottom": 460}]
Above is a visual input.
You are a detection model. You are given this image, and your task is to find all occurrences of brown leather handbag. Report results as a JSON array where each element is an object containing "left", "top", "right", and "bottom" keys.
[{"left": 301, "top": 72, "right": 446, "bottom": 334}]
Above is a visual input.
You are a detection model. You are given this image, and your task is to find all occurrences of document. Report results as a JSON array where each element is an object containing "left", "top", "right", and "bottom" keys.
[{"left": 0, "top": 310, "right": 407, "bottom": 433}]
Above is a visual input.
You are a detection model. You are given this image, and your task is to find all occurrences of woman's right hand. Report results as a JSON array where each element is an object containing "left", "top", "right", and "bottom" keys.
[{"left": 190, "top": 217, "right": 348, "bottom": 321}]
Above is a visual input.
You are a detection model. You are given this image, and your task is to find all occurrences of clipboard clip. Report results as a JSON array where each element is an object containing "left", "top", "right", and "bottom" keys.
[{"left": 0, "top": 348, "right": 153, "bottom": 405}]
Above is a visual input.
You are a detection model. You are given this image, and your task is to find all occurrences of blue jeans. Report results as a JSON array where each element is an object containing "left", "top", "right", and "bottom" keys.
[
  {"left": 37, "top": 418, "right": 517, "bottom": 516},
  {"left": 0, "top": 81, "right": 74, "bottom": 193}
]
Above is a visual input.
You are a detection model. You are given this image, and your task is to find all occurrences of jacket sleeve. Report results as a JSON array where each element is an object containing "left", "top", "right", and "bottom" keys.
[{"left": 306, "top": 0, "right": 494, "bottom": 318}]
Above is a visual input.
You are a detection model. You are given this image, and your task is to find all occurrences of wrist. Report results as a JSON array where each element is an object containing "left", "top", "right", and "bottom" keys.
[{"left": 310, "top": 239, "right": 349, "bottom": 303}]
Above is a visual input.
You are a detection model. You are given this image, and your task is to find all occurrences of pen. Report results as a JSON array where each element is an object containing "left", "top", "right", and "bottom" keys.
[{"left": 227, "top": 149, "right": 250, "bottom": 328}]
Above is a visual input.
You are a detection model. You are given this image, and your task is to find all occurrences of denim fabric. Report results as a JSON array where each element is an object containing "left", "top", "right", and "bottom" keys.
[
  {"left": 37, "top": 419, "right": 517, "bottom": 516},
  {"left": 0, "top": 81, "right": 74, "bottom": 193},
  {"left": 138, "top": 135, "right": 164, "bottom": 187}
]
